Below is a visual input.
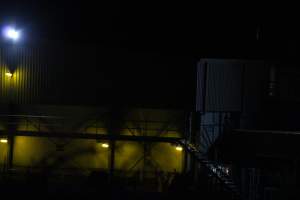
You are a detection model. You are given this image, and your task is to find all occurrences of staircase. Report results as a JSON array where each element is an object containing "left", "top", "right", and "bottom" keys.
[{"left": 179, "top": 139, "right": 241, "bottom": 199}]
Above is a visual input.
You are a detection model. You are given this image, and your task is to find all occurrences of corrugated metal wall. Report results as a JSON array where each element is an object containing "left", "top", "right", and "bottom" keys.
[
  {"left": 58, "top": 47, "right": 193, "bottom": 107},
  {"left": 0, "top": 46, "right": 62, "bottom": 105},
  {"left": 197, "top": 59, "right": 243, "bottom": 112},
  {"left": 1, "top": 45, "right": 193, "bottom": 108},
  {"left": 205, "top": 60, "right": 243, "bottom": 111},
  {"left": 196, "top": 59, "right": 268, "bottom": 113}
]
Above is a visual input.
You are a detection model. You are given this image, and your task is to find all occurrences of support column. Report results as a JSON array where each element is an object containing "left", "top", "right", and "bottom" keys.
[
  {"left": 268, "top": 65, "right": 277, "bottom": 97},
  {"left": 108, "top": 107, "right": 123, "bottom": 181},
  {"left": 186, "top": 111, "right": 199, "bottom": 181},
  {"left": 7, "top": 135, "right": 14, "bottom": 169},
  {"left": 109, "top": 140, "right": 115, "bottom": 179},
  {"left": 7, "top": 103, "right": 16, "bottom": 170}
]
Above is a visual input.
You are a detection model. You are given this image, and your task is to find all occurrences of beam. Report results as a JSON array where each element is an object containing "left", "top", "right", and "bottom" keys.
[
  {"left": 0, "top": 130, "right": 182, "bottom": 143},
  {"left": 233, "top": 129, "right": 300, "bottom": 136},
  {"left": 8, "top": 134, "right": 14, "bottom": 169}
]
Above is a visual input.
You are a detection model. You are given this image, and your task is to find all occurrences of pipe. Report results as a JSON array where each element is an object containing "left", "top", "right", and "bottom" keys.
[{"left": 268, "top": 65, "right": 277, "bottom": 97}]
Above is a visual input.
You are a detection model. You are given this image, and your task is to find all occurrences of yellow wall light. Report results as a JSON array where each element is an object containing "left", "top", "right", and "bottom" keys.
[
  {"left": 101, "top": 143, "right": 109, "bottom": 148},
  {"left": 0, "top": 138, "right": 8, "bottom": 143},
  {"left": 5, "top": 72, "right": 13, "bottom": 77},
  {"left": 175, "top": 146, "right": 183, "bottom": 151}
]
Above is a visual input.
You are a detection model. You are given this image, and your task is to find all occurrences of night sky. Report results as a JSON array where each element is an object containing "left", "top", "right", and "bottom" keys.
[{"left": 1, "top": 2, "right": 298, "bottom": 57}]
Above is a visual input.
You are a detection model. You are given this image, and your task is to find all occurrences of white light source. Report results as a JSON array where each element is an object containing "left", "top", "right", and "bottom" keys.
[
  {"left": 5, "top": 72, "right": 13, "bottom": 77},
  {"left": 101, "top": 143, "right": 109, "bottom": 148},
  {"left": 0, "top": 139, "right": 8, "bottom": 143},
  {"left": 3, "top": 26, "right": 21, "bottom": 41},
  {"left": 175, "top": 146, "right": 183, "bottom": 151}
]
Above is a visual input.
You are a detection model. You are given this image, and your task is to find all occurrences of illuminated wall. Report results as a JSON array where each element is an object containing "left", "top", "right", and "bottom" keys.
[
  {"left": 0, "top": 45, "right": 113, "bottom": 105},
  {"left": 10, "top": 138, "right": 183, "bottom": 174},
  {"left": 0, "top": 47, "right": 48, "bottom": 104},
  {"left": 0, "top": 139, "right": 8, "bottom": 168},
  {"left": 13, "top": 137, "right": 109, "bottom": 171},
  {"left": 0, "top": 45, "right": 186, "bottom": 174},
  {"left": 114, "top": 141, "right": 183, "bottom": 174},
  {"left": 0, "top": 107, "right": 185, "bottom": 174}
]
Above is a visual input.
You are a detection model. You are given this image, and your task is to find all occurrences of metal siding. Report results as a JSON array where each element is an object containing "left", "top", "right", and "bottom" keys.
[
  {"left": 205, "top": 59, "right": 243, "bottom": 112},
  {"left": 1, "top": 46, "right": 190, "bottom": 108},
  {"left": 0, "top": 46, "right": 62, "bottom": 105},
  {"left": 196, "top": 60, "right": 207, "bottom": 112}
]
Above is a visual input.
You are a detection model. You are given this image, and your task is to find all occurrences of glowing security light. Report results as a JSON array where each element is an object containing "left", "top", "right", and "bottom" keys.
[
  {"left": 101, "top": 143, "right": 109, "bottom": 148},
  {"left": 5, "top": 72, "right": 13, "bottom": 77},
  {"left": 225, "top": 168, "right": 230, "bottom": 175},
  {"left": 2, "top": 26, "right": 21, "bottom": 41},
  {"left": 0, "top": 139, "right": 8, "bottom": 143},
  {"left": 175, "top": 146, "right": 183, "bottom": 151}
]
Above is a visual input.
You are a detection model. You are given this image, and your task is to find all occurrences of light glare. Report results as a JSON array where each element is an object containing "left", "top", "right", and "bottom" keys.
[
  {"left": 175, "top": 146, "right": 183, "bottom": 151},
  {"left": 0, "top": 139, "right": 8, "bottom": 143},
  {"left": 5, "top": 72, "right": 13, "bottom": 77},
  {"left": 101, "top": 143, "right": 109, "bottom": 148},
  {"left": 3, "top": 26, "right": 21, "bottom": 41}
]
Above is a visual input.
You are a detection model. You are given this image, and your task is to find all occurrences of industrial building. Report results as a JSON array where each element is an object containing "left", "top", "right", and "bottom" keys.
[
  {"left": 0, "top": 44, "right": 192, "bottom": 198},
  {"left": 1, "top": 42, "right": 300, "bottom": 200},
  {"left": 0, "top": 3, "right": 299, "bottom": 199}
]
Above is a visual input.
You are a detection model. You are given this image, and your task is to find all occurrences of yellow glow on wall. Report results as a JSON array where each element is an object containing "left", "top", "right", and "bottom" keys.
[
  {"left": 115, "top": 141, "right": 183, "bottom": 173},
  {"left": 115, "top": 141, "right": 143, "bottom": 171},
  {"left": 151, "top": 143, "right": 183, "bottom": 172},
  {"left": 0, "top": 65, "right": 11, "bottom": 102},
  {"left": 0, "top": 139, "right": 8, "bottom": 143},
  {"left": 17, "top": 119, "right": 47, "bottom": 132},
  {"left": 13, "top": 137, "right": 109, "bottom": 170},
  {"left": 0, "top": 63, "right": 33, "bottom": 104},
  {"left": 0, "top": 139, "right": 8, "bottom": 166}
]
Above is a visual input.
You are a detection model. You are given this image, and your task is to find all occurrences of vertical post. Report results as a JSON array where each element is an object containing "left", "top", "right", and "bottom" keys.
[
  {"left": 142, "top": 120, "right": 147, "bottom": 182},
  {"left": 109, "top": 140, "right": 115, "bottom": 179},
  {"left": 142, "top": 141, "right": 146, "bottom": 182},
  {"left": 108, "top": 107, "right": 122, "bottom": 181},
  {"left": 8, "top": 70, "right": 15, "bottom": 169},
  {"left": 7, "top": 103, "right": 16, "bottom": 170},
  {"left": 183, "top": 112, "right": 189, "bottom": 172},
  {"left": 7, "top": 135, "right": 14, "bottom": 169},
  {"left": 188, "top": 111, "right": 199, "bottom": 182},
  {"left": 268, "top": 65, "right": 277, "bottom": 97}
]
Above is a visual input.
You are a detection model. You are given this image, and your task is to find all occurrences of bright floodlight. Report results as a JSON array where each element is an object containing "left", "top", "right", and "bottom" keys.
[
  {"left": 5, "top": 72, "right": 13, "bottom": 77},
  {"left": 0, "top": 139, "right": 8, "bottom": 143},
  {"left": 3, "top": 26, "right": 21, "bottom": 41},
  {"left": 175, "top": 146, "right": 183, "bottom": 151},
  {"left": 101, "top": 143, "right": 109, "bottom": 148}
]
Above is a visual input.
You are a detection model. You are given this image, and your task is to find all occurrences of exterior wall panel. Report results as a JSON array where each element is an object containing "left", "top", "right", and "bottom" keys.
[
  {"left": 13, "top": 136, "right": 109, "bottom": 171},
  {"left": 197, "top": 59, "right": 268, "bottom": 113},
  {"left": 0, "top": 47, "right": 61, "bottom": 105}
]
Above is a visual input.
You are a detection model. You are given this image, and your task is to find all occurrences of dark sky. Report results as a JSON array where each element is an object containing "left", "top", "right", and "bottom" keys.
[{"left": 0, "top": 2, "right": 298, "bottom": 58}]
